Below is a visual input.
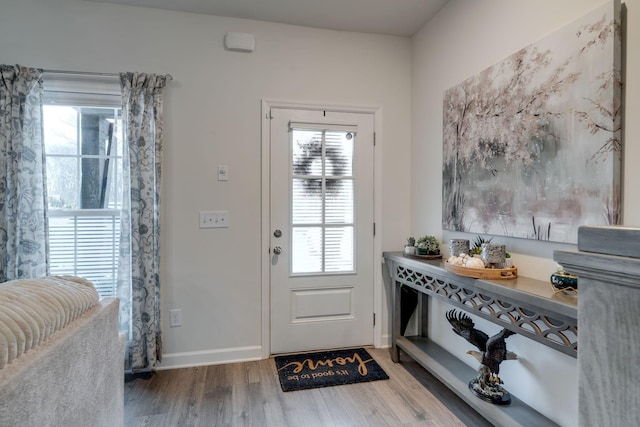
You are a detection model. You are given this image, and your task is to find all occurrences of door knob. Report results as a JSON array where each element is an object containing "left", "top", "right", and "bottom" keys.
[
  {"left": 273, "top": 246, "right": 283, "bottom": 255},
  {"left": 273, "top": 229, "right": 282, "bottom": 238}
]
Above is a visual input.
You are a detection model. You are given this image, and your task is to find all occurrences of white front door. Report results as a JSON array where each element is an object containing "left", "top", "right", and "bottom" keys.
[{"left": 270, "top": 107, "right": 375, "bottom": 354}]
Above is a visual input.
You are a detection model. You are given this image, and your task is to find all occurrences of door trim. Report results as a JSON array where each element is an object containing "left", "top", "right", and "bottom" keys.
[{"left": 260, "top": 99, "right": 383, "bottom": 358}]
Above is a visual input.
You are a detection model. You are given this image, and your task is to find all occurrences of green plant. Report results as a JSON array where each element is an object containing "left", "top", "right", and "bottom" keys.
[
  {"left": 471, "top": 235, "right": 492, "bottom": 255},
  {"left": 505, "top": 252, "right": 511, "bottom": 258},
  {"left": 416, "top": 235, "right": 440, "bottom": 254}
]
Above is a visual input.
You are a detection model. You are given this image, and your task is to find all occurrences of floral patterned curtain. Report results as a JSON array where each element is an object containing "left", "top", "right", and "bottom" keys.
[
  {"left": 0, "top": 65, "right": 49, "bottom": 282},
  {"left": 118, "top": 72, "right": 168, "bottom": 372}
]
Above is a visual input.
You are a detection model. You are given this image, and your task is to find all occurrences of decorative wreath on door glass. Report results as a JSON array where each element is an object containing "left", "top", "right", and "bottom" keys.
[{"left": 292, "top": 132, "right": 352, "bottom": 193}]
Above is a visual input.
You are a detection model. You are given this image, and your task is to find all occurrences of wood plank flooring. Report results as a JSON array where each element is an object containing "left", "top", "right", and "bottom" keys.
[{"left": 124, "top": 348, "right": 492, "bottom": 427}]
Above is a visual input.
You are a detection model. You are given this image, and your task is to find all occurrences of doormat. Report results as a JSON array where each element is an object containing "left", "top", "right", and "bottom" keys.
[{"left": 274, "top": 348, "right": 389, "bottom": 392}]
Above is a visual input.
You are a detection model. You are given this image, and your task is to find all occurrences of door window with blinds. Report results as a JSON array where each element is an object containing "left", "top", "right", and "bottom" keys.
[
  {"left": 43, "top": 73, "right": 123, "bottom": 297},
  {"left": 290, "top": 122, "right": 356, "bottom": 275}
]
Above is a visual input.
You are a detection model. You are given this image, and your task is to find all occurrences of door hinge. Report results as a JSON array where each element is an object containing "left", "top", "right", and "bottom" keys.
[
  {"left": 373, "top": 313, "right": 376, "bottom": 327},
  {"left": 373, "top": 132, "right": 376, "bottom": 146},
  {"left": 373, "top": 222, "right": 376, "bottom": 236}
]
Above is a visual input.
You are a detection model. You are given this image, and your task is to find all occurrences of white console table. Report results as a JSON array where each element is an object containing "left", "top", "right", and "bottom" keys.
[{"left": 384, "top": 251, "right": 577, "bottom": 427}]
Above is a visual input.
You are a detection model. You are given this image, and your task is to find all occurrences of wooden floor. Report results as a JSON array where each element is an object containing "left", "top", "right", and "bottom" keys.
[{"left": 124, "top": 348, "right": 492, "bottom": 427}]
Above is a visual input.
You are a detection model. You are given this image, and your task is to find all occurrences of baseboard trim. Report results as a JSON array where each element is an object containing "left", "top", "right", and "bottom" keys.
[
  {"left": 381, "top": 333, "right": 391, "bottom": 348},
  {"left": 157, "top": 345, "right": 263, "bottom": 370}
]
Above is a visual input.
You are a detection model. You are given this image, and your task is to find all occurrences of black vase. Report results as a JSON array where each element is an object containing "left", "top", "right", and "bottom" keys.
[{"left": 400, "top": 286, "right": 419, "bottom": 336}]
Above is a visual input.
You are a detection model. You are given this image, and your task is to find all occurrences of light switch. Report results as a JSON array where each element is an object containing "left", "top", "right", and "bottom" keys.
[
  {"left": 218, "top": 165, "right": 228, "bottom": 181},
  {"left": 199, "top": 211, "right": 229, "bottom": 228}
]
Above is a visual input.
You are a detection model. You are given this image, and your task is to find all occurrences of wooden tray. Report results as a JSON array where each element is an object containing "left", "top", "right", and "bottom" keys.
[
  {"left": 444, "top": 261, "right": 517, "bottom": 280},
  {"left": 403, "top": 253, "right": 443, "bottom": 260}
]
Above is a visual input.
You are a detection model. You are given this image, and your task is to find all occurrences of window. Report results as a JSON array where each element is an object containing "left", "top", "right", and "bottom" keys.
[
  {"left": 43, "top": 74, "right": 123, "bottom": 297},
  {"left": 289, "top": 125, "right": 356, "bottom": 274}
]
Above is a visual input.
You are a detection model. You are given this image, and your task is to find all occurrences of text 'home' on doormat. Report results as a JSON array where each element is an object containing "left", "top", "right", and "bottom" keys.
[{"left": 274, "top": 348, "right": 389, "bottom": 392}]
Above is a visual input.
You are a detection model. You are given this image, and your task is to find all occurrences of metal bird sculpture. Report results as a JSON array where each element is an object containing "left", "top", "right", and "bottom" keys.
[{"left": 446, "top": 309, "right": 518, "bottom": 405}]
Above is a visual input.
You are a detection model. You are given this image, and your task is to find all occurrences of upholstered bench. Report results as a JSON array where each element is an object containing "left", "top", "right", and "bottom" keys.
[{"left": 0, "top": 276, "right": 124, "bottom": 427}]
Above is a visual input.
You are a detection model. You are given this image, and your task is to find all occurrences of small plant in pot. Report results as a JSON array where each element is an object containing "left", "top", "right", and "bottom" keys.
[
  {"left": 470, "top": 235, "right": 492, "bottom": 257},
  {"left": 504, "top": 252, "right": 513, "bottom": 268},
  {"left": 415, "top": 235, "right": 440, "bottom": 255},
  {"left": 404, "top": 237, "right": 416, "bottom": 254}
]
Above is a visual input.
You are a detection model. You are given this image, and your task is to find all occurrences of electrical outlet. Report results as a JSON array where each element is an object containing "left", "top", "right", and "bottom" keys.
[{"left": 169, "top": 309, "right": 182, "bottom": 327}]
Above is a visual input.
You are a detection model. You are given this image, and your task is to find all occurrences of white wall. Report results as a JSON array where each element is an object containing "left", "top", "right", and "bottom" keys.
[
  {"left": 412, "top": 1, "right": 640, "bottom": 425},
  {"left": 0, "top": 0, "right": 412, "bottom": 364}
]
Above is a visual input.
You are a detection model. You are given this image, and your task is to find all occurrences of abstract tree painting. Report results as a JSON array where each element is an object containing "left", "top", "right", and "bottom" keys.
[{"left": 442, "top": 1, "right": 622, "bottom": 243}]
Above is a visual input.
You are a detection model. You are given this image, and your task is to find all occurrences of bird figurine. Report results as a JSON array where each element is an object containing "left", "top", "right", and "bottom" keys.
[{"left": 446, "top": 309, "right": 518, "bottom": 405}]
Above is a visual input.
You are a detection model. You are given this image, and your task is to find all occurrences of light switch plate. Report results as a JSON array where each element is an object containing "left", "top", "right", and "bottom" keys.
[
  {"left": 199, "top": 211, "right": 229, "bottom": 228},
  {"left": 217, "top": 165, "right": 228, "bottom": 181}
]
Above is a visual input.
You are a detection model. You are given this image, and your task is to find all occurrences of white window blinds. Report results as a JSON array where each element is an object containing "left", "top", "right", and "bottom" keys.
[{"left": 290, "top": 125, "right": 356, "bottom": 274}]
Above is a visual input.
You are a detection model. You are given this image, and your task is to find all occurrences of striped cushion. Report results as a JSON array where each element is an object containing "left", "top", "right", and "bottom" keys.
[{"left": 0, "top": 276, "right": 99, "bottom": 369}]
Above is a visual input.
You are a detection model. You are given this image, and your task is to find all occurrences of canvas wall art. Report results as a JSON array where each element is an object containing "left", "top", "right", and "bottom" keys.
[{"left": 442, "top": 1, "right": 622, "bottom": 243}]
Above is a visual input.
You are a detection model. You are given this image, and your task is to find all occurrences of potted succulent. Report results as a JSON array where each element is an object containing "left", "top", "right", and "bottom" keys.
[
  {"left": 405, "top": 237, "right": 416, "bottom": 254},
  {"left": 415, "top": 235, "right": 440, "bottom": 255},
  {"left": 470, "top": 235, "right": 492, "bottom": 257},
  {"left": 504, "top": 252, "right": 513, "bottom": 268}
]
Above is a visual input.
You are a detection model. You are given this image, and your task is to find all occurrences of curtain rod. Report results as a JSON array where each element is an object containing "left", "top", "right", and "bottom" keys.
[{"left": 44, "top": 69, "right": 173, "bottom": 80}]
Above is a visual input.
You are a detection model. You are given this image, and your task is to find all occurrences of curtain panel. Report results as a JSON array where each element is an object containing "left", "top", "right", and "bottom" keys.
[
  {"left": 0, "top": 65, "right": 49, "bottom": 282},
  {"left": 118, "top": 72, "right": 167, "bottom": 372}
]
